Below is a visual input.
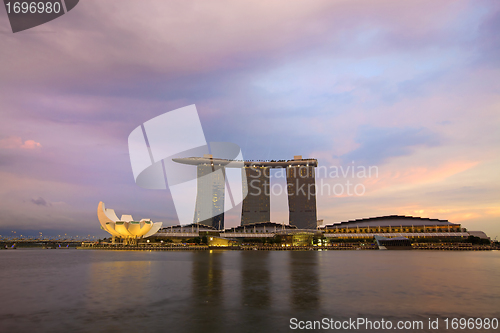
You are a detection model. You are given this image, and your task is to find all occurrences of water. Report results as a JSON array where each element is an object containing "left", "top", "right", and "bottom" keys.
[{"left": 0, "top": 249, "right": 499, "bottom": 332}]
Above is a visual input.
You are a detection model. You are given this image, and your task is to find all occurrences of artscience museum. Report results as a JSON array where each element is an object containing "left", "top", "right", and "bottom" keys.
[{"left": 97, "top": 201, "right": 162, "bottom": 245}]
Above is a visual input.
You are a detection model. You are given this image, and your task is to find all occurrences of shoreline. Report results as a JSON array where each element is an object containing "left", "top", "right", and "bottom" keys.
[{"left": 75, "top": 245, "right": 497, "bottom": 251}]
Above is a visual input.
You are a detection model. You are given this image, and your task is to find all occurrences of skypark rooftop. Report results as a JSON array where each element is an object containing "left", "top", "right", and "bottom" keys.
[{"left": 173, "top": 157, "right": 318, "bottom": 168}]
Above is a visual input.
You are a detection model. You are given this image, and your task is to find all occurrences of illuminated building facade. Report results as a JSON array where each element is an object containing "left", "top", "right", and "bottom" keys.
[
  {"left": 241, "top": 166, "right": 270, "bottom": 225},
  {"left": 321, "top": 215, "right": 468, "bottom": 239},
  {"left": 97, "top": 201, "right": 163, "bottom": 245},
  {"left": 286, "top": 164, "right": 317, "bottom": 229},
  {"left": 193, "top": 163, "right": 226, "bottom": 230}
]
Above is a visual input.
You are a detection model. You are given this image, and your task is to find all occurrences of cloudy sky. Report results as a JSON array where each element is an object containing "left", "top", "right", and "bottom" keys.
[{"left": 0, "top": 0, "right": 499, "bottom": 239}]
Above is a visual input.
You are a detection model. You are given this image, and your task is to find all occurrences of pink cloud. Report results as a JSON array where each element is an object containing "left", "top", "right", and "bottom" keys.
[
  {"left": 358, "top": 160, "right": 479, "bottom": 194},
  {"left": 21, "top": 140, "right": 42, "bottom": 149},
  {"left": 0, "top": 136, "right": 42, "bottom": 150}
]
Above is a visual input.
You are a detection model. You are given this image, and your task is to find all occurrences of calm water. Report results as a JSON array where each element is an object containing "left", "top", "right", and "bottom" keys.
[{"left": 0, "top": 249, "right": 499, "bottom": 332}]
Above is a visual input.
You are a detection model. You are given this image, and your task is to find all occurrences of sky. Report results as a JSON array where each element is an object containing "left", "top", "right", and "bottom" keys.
[{"left": 0, "top": 0, "right": 499, "bottom": 239}]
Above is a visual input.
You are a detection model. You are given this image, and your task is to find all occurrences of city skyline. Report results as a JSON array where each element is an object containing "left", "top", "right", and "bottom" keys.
[{"left": 0, "top": 0, "right": 499, "bottom": 239}]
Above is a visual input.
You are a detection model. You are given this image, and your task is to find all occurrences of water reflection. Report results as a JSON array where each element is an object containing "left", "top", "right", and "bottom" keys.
[
  {"left": 187, "top": 251, "right": 225, "bottom": 333},
  {"left": 289, "top": 251, "right": 320, "bottom": 311},
  {"left": 1, "top": 250, "right": 499, "bottom": 333},
  {"left": 87, "top": 260, "right": 152, "bottom": 303},
  {"left": 240, "top": 251, "right": 271, "bottom": 309}
]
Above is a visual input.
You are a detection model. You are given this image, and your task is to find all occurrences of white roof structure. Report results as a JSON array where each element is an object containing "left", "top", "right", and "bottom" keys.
[
  {"left": 120, "top": 215, "right": 134, "bottom": 222},
  {"left": 323, "top": 215, "right": 459, "bottom": 228},
  {"left": 468, "top": 231, "right": 490, "bottom": 239},
  {"left": 97, "top": 201, "right": 162, "bottom": 239}
]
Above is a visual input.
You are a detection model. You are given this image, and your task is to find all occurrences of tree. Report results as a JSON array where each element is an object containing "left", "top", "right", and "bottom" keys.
[{"left": 201, "top": 235, "right": 208, "bottom": 244}]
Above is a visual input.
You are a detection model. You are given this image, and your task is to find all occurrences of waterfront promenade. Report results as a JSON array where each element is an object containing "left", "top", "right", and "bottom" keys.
[{"left": 76, "top": 244, "right": 497, "bottom": 251}]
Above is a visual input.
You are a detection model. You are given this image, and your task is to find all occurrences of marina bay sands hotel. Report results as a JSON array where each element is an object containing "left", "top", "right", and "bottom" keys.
[{"left": 173, "top": 155, "right": 318, "bottom": 230}]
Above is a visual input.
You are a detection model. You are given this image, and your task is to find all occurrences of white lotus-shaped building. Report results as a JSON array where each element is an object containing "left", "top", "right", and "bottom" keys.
[{"left": 97, "top": 201, "right": 162, "bottom": 244}]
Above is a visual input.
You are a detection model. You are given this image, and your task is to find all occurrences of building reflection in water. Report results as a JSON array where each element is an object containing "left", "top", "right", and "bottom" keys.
[
  {"left": 166, "top": 250, "right": 321, "bottom": 332},
  {"left": 289, "top": 251, "right": 320, "bottom": 311},
  {"left": 240, "top": 251, "right": 271, "bottom": 308},
  {"left": 86, "top": 259, "right": 152, "bottom": 320},
  {"left": 187, "top": 250, "right": 225, "bottom": 333}
]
